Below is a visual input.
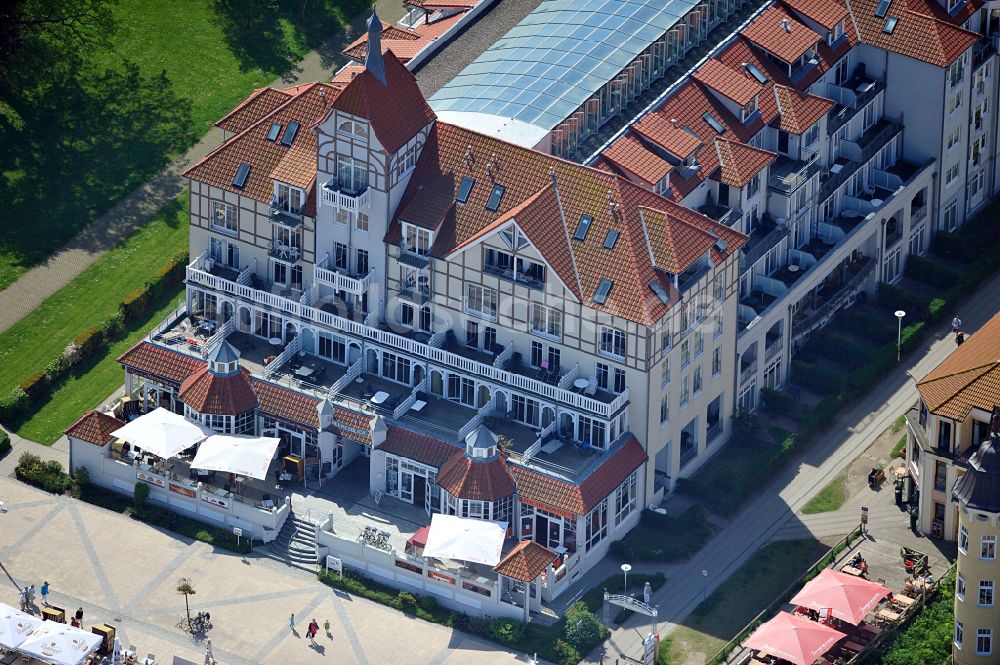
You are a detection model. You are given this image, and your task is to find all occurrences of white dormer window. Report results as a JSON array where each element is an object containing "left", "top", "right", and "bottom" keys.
[
  {"left": 274, "top": 182, "right": 303, "bottom": 215},
  {"left": 741, "top": 96, "right": 759, "bottom": 123},
  {"left": 402, "top": 223, "right": 432, "bottom": 255},
  {"left": 828, "top": 19, "right": 844, "bottom": 45},
  {"left": 337, "top": 119, "right": 368, "bottom": 140}
]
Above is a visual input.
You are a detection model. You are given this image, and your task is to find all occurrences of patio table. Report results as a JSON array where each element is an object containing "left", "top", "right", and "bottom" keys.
[
  {"left": 540, "top": 439, "right": 563, "bottom": 454},
  {"left": 876, "top": 609, "right": 900, "bottom": 624},
  {"left": 410, "top": 400, "right": 427, "bottom": 412},
  {"left": 371, "top": 391, "right": 390, "bottom": 405},
  {"left": 294, "top": 365, "right": 314, "bottom": 377}
]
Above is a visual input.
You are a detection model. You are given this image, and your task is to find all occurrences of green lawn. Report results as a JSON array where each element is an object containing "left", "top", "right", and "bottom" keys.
[
  {"left": 0, "top": 0, "right": 365, "bottom": 288},
  {"left": 611, "top": 507, "right": 716, "bottom": 561},
  {"left": 658, "top": 540, "right": 827, "bottom": 665},
  {"left": 801, "top": 470, "right": 848, "bottom": 514},
  {"left": 0, "top": 198, "right": 188, "bottom": 398},
  {"left": 15, "top": 290, "right": 185, "bottom": 444}
]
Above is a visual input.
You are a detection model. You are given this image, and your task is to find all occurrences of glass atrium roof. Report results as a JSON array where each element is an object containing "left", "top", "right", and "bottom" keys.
[{"left": 430, "top": 0, "right": 698, "bottom": 135}]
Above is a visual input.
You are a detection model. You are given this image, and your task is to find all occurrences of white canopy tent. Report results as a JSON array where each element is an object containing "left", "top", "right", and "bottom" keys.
[
  {"left": 421, "top": 514, "right": 508, "bottom": 566},
  {"left": 16, "top": 620, "right": 102, "bottom": 665},
  {"left": 110, "top": 407, "right": 213, "bottom": 459},
  {"left": 0, "top": 602, "right": 43, "bottom": 649},
  {"left": 190, "top": 434, "right": 281, "bottom": 480}
]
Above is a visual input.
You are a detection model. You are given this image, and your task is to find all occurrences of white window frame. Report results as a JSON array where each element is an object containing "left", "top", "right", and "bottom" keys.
[
  {"left": 402, "top": 223, "right": 432, "bottom": 255},
  {"left": 979, "top": 579, "right": 994, "bottom": 607},
  {"left": 982, "top": 535, "right": 997, "bottom": 560},
  {"left": 613, "top": 471, "right": 638, "bottom": 527},
  {"left": 958, "top": 572, "right": 966, "bottom": 601},
  {"left": 211, "top": 201, "right": 238, "bottom": 235},
  {"left": 960, "top": 524, "right": 970, "bottom": 553},
  {"left": 977, "top": 628, "right": 992, "bottom": 657},
  {"left": 955, "top": 620, "right": 963, "bottom": 648},
  {"left": 599, "top": 326, "right": 626, "bottom": 360},
  {"left": 465, "top": 284, "right": 497, "bottom": 321},
  {"left": 530, "top": 303, "right": 562, "bottom": 340}
]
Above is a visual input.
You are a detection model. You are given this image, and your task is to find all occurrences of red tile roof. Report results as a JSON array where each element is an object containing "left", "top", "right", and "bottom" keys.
[
  {"left": 917, "top": 309, "right": 1000, "bottom": 421},
  {"left": 118, "top": 341, "right": 202, "bottom": 388},
  {"left": 407, "top": 0, "right": 477, "bottom": 7},
  {"left": 639, "top": 207, "right": 720, "bottom": 275},
  {"left": 392, "top": 123, "right": 745, "bottom": 325},
  {"left": 781, "top": 0, "right": 848, "bottom": 30},
  {"left": 601, "top": 134, "right": 673, "bottom": 186},
  {"left": 215, "top": 87, "right": 293, "bottom": 134},
  {"left": 184, "top": 82, "right": 337, "bottom": 205},
  {"left": 633, "top": 114, "right": 704, "bottom": 159},
  {"left": 179, "top": 366, "right": 258, "bottom": 415},
  {"left": 251, "top": 378, "right": 320, "bottom": 429},
  {"left": 332, "top": 407, "right": 373, "bottom": 445},
  {"left": 378, "top": 425, "right": 461, "bottom": 468},
  {"left": 331, "top": 65, "right": 366, "bottom": 88},
  {"left": 741, "top": 6, "right": 822, "bottom": 65},
  {"left": 438, "top": 453, "right": 516, "bottom": 501},
  {"left": 692, "top": 59, "right": 764, "bottom": 106},
  {"left": 714, "top": 137, "right": 776, "bottom": 187},
  {"left": 65, "top": 411, "right": 126, "bottom": 447},
  {"left": 321, "top": 51, "right": 436, "bottom": 154},
  {"left": 510, "top": 436, "right": 647, "bottom": 515},
  {"left": 847, "top": 0, "right": 980, "bottom": 67},
  {"left": 773, "top": 85, "right": 834, "bottom": 134},
  {"left": 342, "top": 13, "right": 465, "bottom": 63},
  {"left": 493, "top": 540, "right": 558, "bottom": 581}
]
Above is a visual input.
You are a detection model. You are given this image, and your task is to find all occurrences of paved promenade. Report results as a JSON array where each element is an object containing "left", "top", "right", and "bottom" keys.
[{"left": 0, "top": 476, "right": 536, "bottom": 665}]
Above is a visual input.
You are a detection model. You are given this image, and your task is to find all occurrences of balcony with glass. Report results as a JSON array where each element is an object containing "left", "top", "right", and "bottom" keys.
[
  {"left": 322, "top": 157, "right": 370, "bottom": 211},
  {"left": 483, "top": 248, "right": 546, "bottom": 289},
  {"left": 824, "top": 71, "right": 884, "bottom": 135},
  {"left": 768, "top": 152, "right": 822, "bottom": 194}
]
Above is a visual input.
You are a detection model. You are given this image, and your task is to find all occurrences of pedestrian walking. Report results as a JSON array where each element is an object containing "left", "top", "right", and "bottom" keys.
[
  {"left": 289, "top": 613, "right": 296, "bottom": 634},
  {"left": 204, "top": 638, "right": 214, "bottom": 665},
  {"left": 40, "top": 581, "right": 49, "bottom": 606},
  {"left": 956, "top": 331, "right": 966, "bottom": 346},
  {"left": 75, "top": 607, "right": 84, "bottom": 627},
  {"left": 952, "top": 316, "right": 962, "bottom": 333},
  {"left": 18, "top": 589, "right": 26, "bottom": 612},
  {"left": 323, "top": 618, "right": 331, "bottom": 638},
  {"left": 307, "top": 624, "right": 316, "bottom": 647},
  {"left": 27, "top": 585, "right": 35, "bottom": 605}
]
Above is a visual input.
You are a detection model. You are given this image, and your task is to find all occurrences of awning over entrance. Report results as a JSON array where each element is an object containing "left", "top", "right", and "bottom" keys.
[{"left": 422, "top": 514, "right": 507, "bottom": 566}]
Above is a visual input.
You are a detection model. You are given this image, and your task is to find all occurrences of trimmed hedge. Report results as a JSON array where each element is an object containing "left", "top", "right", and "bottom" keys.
[
  {"left": 760, "top": 387, "right": 797, "bottom": 415},
  {"left": 876, "top": 281, "right": 925, "bottom": 313},
  {"left": 0, "top": 430, "right": 11, "bottom": 458},
  {"left": 0, "top": 250, "right": 187, "bottom": 426},
  {"left": 810, "top": 330, "right": 874, "bottom": 369},
  {"left": 791, "top": 361, "right": 847, "bottom": 396},
  {"left": 904, "top": 254, "right": 960, "bottom": 290},
  {"left": 843, "top": 308, "right": 895, "bottom": 344}
]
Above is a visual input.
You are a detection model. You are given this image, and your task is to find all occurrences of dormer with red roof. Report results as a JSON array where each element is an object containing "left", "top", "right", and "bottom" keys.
[
  {"left": 692, "top": 59, "right": 764, "bottom": 126},
  {"left": 313, "top": 11, "right": 437, "bottom": 311},
  {"left": 741, "top": 7, "right": 823, "bottom": 83}
]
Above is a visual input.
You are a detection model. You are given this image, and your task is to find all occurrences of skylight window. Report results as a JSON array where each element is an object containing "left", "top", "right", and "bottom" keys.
[
  {"left": 574, "top": 214, "right": 593, "bottom": 241},
  {"left": 281, "top": 122, "right": 300, "bottom": 146},
  {"left": 456, "top": 177, "right": 475, "bottom": 204},
  {"left": 603, "top": 230, "right": 620, "bottom": 250},
  {"left": 266, "top": 123, "right": 282, "bottom": 141},
  {"left": 714, "top": 238, "right": 729, "bottom": 252},
  {"left": 649, "top": 280, "right": 670, "bottom": 304},
  {"left": 883, "top": 16, "right": 898, "bottom": 34},
  {"left": 593, "top": 279, "right": 614, "bottom": 305},
  {"left": 485, "top": 184, "right": 505, "bottom": 212},
  {"left": 232, "top": 163, "right": 251, "bottom": 188},
  {"left": 703, "top": 113, "right": 726, "bottom": 134},
  {"left": 874, "top": 0, "right": 892, "bottom": 18},
  {"left": 744, "top": 63, "right": 767, "bottom": 84}
]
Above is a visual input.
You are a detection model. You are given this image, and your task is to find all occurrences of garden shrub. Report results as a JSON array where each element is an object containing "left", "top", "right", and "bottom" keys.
[
  {"left": 0, "top": 388, "right": 30, "bottom": 421},
  {"left": 44, "top": 355, "right": 71, "bottom": 383},
  {"left": 73, "top": 326, "right": 105, "bottom": 358},
  {"left": 19, "top": 371, "right": 48, "bottom": 401},
  {"left": 876, "top": 281, "right": 922, "bottom": 313},
  {"left": 564, "top": 602, "right": 606, "bottom": 655},
  {"left": 932, "top": 231, "right": 973, "bottom": 261},
  {"left": 812, "top": 331, "right": 873, "bottom": 369},
  {"left": 133, "top": 481, "right": 151, "bottom": 512},
  {"left": 397, "top": 591, "right": 418, "bottom": 612},
  {"left": 791, "top": 361, "right": 847, "bottom": 396},
  {"left": 490, "top": 618, "right": 525, "bottom": 646},
  {"left": 72, "top": 466, "right": 90, "bottom": 487},
  {"left": 760, "top": 387, "right": 796, "bottom": 415},
  {"left": 553, "top": 639, "right": 581, "bottom": 665},
  {"left": 15, "top": 453, "right": 75, "bottom": 495},
  {"left": 0, "top": 430, "right": 11, "bottom": 458},
  {"left": 843, "top": 309, "right": 895, "bottom": 344},
  {"left": 926, "top": 297, "right": 948, "bottom": 322},
  {"left": 904, "top": 254, "right": 959, "bottom": 289},
  {"left": 419, "top": 595, "right": 438, "bottom": 612}
]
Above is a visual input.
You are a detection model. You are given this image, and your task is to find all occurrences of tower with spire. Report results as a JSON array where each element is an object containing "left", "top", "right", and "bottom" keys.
[{"left": 365, "top": 9, "right": 387, "bottom": 86}]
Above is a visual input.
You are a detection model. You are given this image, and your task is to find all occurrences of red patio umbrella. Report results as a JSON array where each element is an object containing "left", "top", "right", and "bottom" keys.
[
  {"left": 744, "top": 611, "right": 846, "bottom": 665},
  {"left": 406, "top": 526, "right": 431, "bottom": 550},
  {"left": 790, "top": 568, "right": 892, "bottom": 625}
]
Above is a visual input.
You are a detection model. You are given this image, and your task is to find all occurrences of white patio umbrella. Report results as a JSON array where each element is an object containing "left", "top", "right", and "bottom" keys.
[
  {"left": 0, "top": 602, "right": 43, "bottom": 649},
  {"left": 110, "top": 407, "right": 213, "bottom": 459},
  {"left": 190, "top": 434, "right": 281, "bottom": 480},
  {"left": 17, "top": 620, "right": 101, "bottom": 665},
  {"left": 422, "top": 514, "right": 508, "bottom": 566},
  {"left": 111, "top": 637, "right": 122, "bottom": 665}
]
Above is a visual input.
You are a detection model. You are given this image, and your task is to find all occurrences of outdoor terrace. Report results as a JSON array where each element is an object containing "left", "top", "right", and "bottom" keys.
[
  {"left": 698, "top": 203, "right": 742, "bottom": 227},
  {"left": 769, "top": 153, "right": 821, "bottom": 194}
]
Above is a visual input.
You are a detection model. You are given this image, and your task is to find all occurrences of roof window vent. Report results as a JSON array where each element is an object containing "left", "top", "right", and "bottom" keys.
[
  {"left": 882, "top": 16, "right": 898, "bottom": 34},
  {"left": 457, "top": 176, "right": 475, "bottom": 204},
  {"left": 233, "top": 163, "right": 251, "bottom": 188},
  {"left": 281, "top": 122, "right": 300, "bottom": 146},
  {"left": 781, "top": 19, "right": 792, "bottom": 32},
  {"left": 574, "top": 214, "right": 593, "bottom": 242},
  {"left": 649, "top": 280, "right": 671, "bottom": 304},
  {"left": 703, "top": 113, "right": 726, "bottom": 134},
  {"left": 744, "top": 63, "right": 768, "bottom": 84},
  {"left": 266, "top": 123, "right": 282, "bottom": 141},
  {"left": 485, "top": 184, "right": 505, "bottom": 212},
  {"left": 714, "top": 238, "right": 729, "bottom": 253},
  {"left": 593, "top": 278, "right": 614, "bottom": 305},
  {"left": 603, "top": 230, "right": 620, "bottom": 250},
  {"left": 875, "top": 0, "right": 892, "bottom": 18}
]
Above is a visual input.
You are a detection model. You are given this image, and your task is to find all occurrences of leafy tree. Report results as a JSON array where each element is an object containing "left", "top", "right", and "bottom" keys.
[
  {"left": 176, "top": 577, "right": 196, "bottom": 624},
  {"left": 878, "top": 570, "right": 955, "bottom": 665},
  {"left": 563, "top": 601, "right": 606, "bottom": 654}
]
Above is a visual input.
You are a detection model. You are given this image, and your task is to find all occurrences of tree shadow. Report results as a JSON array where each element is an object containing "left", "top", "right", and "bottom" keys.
[
  {"left": 0, "top": 54, "right": 191, "bottom": 271},
  {"left": 210, "top": 0, "right": 370, "bottom": 77}
]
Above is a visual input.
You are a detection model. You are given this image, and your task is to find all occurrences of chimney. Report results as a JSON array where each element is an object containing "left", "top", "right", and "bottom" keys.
[
  {"left": 781, "top": 19, "right": 791, "bottom": 32},
  {"left": 464, "top": 146, "right": 475, "bottom": 167},
  {"left": 670, "top": 118, "right": 679, "bottom": 127}
]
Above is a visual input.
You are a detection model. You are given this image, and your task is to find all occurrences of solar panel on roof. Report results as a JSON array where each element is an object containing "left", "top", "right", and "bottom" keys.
[
  {"left": 603, "top": 230, "right": 620, "bottom": 250},
  {"left": 883, "top": 16, "right": 898, "bottom": 34},
  {"left": 457, "top": 177, "right": 475, "bottom": 204},
  {"left": 574, "top": 214, "right": 593, "bottom": 241},
  {"left": 875, "top": 0, "right": 892, "bottom": 18},
  {"left": 744, "top": 63, "right": 767, "bottom": 84},
  {"left": 703, "top": 113, "right": 726, "bottom": 134},
  {"left": 485, "top": 184, "right": 506, "bottom": 212},
  {"left": 280, "top": 122, "right": 300, "bottom": 146},
  {"left": 232, "top": 163, "right": 251, "bottom": 188},
  {"left": 593, "top": 278, "right": 614, "bottom": 305},
  {"left": 649, "top": 281, "right": 670, "bottom": 304},
  {"left": 266, "top": 123, "right": 282, "bottom": 141}
]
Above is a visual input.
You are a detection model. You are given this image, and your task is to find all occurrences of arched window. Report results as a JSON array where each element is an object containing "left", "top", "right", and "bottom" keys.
[{"left": 338, "top": 119, "right": 368, "bottom": 139}]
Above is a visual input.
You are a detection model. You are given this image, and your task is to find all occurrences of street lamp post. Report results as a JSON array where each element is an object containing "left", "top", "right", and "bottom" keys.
[
  {"left": 621, "top": 563, "right": 632, "bottom": 595},
  {"left": 895, "top": 310, "right": 906, "bottom": 363}
]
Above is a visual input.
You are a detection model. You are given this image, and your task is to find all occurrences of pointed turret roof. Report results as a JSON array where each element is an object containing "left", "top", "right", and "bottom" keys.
[{"left": 365, "top": 10, "right": 387, "bottom": 86}]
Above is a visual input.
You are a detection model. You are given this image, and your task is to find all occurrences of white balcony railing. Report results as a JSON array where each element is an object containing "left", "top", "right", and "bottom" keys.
[
  {"left": 264, "top": 335, "right": 301, "bottom": 379},
  {"left": 321, "top": 183, "right": 370, "bottom": 211},
  {"left": 185, "top": 258, "right": 628, "bottom": 418},
  {"left": 315, "top": 254, "right": 375, "bottom": 295}
]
